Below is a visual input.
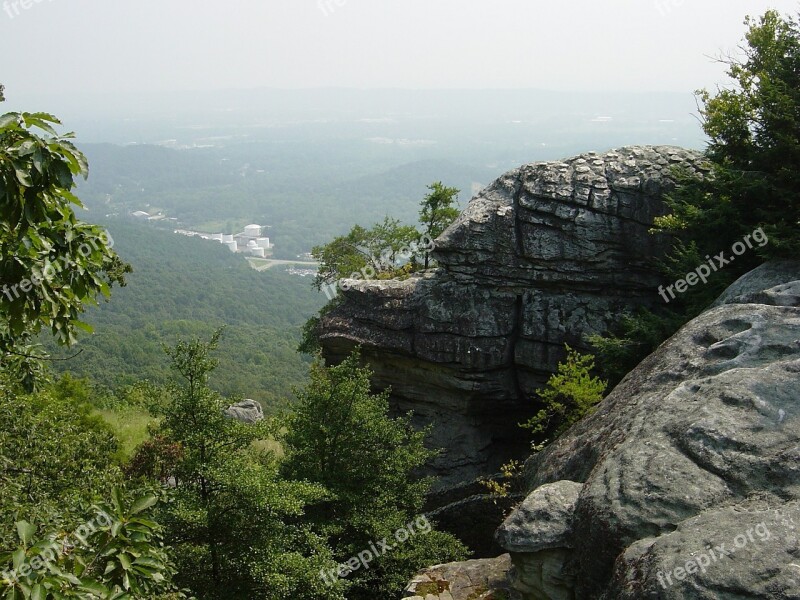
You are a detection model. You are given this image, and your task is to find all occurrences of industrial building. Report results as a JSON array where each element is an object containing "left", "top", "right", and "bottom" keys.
[{"left": 174, "top": 223, "right": 272, "bottom": 257}]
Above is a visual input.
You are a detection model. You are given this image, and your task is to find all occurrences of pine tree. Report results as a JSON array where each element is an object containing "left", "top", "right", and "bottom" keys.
[{"left": 280, "top": 349, "right": 468, "bottom": 599}]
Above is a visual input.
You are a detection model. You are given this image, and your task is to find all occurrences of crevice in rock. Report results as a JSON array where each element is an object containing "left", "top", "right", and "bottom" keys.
[
  {"left": 512, "top": 171, "right": 526, "bottom": 258},
  {"left": 508, "top": 294, "right": 525, "bottom": 402}
]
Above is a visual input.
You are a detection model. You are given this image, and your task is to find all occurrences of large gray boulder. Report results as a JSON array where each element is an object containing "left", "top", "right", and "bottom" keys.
[
  {"left": 320, "top": 146, "right": 706, "bottom": 486},
  {"left": 495, "top": 481, "right": 584, "bottom": 600},
  {"left": 497, "top": 261, "right": 800, "bottom": 599},
  {"left": 496, "top": 481, "right": 583, "bottom": 554},
  {"left": 224, "top": 399, "right": 264, "bottom": 424}
]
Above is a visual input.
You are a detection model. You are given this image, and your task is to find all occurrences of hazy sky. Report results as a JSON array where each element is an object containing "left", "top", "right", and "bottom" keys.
[{"left": 1, "top": 0, "right": 798, "bottom": 97}]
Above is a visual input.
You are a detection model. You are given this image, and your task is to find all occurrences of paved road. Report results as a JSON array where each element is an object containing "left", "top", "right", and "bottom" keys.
[{"left": 247, "top": 258, "right": 319, "bottom": 272}]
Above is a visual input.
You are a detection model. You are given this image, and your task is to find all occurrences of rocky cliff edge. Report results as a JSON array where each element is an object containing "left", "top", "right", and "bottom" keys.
[{"left": 320, "top": 145, "right": 706, "bottom": 486}]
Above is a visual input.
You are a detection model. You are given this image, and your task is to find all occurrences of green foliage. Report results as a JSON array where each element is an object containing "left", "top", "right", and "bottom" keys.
[
  {"left": 352, "top": 525, "right": 468, "bottom": 600},
  {"left": 587, "top": 308, "right": 688, "bottom": 386},
  {"left": 0, "top": 378, "right": 180, "bottom": 598},
  {"left": 0, "top": 384, "right": 122, "bottom": 551},
  {"left": 16, "top": 375, "right": 156, "bottom": 465},
  {"left": 280, "top": 350, "right": 432, "bottom": 530},
  {"left": 654, "top": 10, "right": 800, "bottom": 260},
  {"left": 418, "top": 182, "right": 460, "bottom": 268},
  {"left": 297, "top": 315, "right": 322, "bottom": 355},
  {"left": 280, "top": 349, "right": 468, "bottom": 600},
  {"left": 125, "top": 436, "right": 184, "bottom": 484},
  {"left": 479, "top": 460, "right": 523, "bottom": 501},
  {"left": 95, "top": 408, "right": 155, "bottom": 464},
  {"left": 311, "top": 180, "right": 460, "bottom": 294},
  {"left": 0, "top": 111, "right": 130, "bottom": 391},
  {"left": 655, "top": 239, "right": 737, "bottom": 314},
  {"left": 303, "top": 180, "right": 458, "bottom": 352},
  {"left": 311, "top": 216, "right": 423, "bottom": 293},
  {"left": 303, "top": 216, "right": 427, "bottom": 355},
  {"left": 522, "top": 346, "right": 607, "bottom": 445},
  {"left": 135, "top": 332, "right": 344, "bottom": 600},
  {"left": 482, "top": 349, "right": 606, "bottom": 504},
  {"left": 0, "top": 488, "right": 184, "bottom": 599},
  {"left": 593, "top": 10, "right": 800, "bottom": 384}
]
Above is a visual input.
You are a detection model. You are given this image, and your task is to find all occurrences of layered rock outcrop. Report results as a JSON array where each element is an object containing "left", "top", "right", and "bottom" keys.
[
  {"left": 496, "top": 260, "right": 800, "bottom": 599},
  {"left": 320, "top": 146, "right": 706, "bottom": 486}
]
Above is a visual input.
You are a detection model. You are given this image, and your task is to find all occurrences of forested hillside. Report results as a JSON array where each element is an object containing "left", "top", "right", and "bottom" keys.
[{"left": 46, "top": 219, "right": 325, "bottom": 410}]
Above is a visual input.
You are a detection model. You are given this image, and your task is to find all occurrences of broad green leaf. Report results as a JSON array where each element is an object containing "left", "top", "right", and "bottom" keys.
[
  {"left": 129, "top": 496, "right": 157, "bottom": 516},
  {"left": 0, "top": 112, "right": 20, "bottom": 129},
  {"left": 110, "top": 488, "right": 124, "bottom": 516},
  {"left": 117, "top": 554, "right": 131, "bottom": 571},
  {"left": 16, "top": 522, "right": 35, "bottom": 546},
  {"left": 11, "top": 548, "right": 25, "bottom": 571},
  {"left": 78, "top": 580, "right": 107, "bottom": 596},
  {"left": 70, "top": 320, "right": 93, "bottom": 334}
]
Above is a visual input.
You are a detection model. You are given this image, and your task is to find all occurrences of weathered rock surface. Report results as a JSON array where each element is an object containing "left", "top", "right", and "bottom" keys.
[
  {"left": 224, "top": 399, "right": 264, "bottom": 423},
  {"left": 320, "top": 146, "right": 706, "bottom": 486},
  {"left": 496, "top": 261, "right": 800, "bottom": 599},
  {"left": 403, "top": 555, "right": 521, "bottom": 600},
  {"left": 495, "top": 481, "right": 583, "bottom": 600},
  {"left": 495, "top": 481, "right": 583, "bottom": 554},
  {"left": 712, "top": 259, "right": 800, "bottom": 308}
]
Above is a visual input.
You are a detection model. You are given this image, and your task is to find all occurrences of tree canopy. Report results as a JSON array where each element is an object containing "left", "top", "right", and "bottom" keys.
[
  {"left": 131, "top": 331, "right": 345, "bottom": 600},
  {"left": 280, "top": 349, "right": 467, "bottom": 599},
  {"left": 654, "top": 10, "right": 800, "bottom": 261},
  {"left": 311, "top": 216, "right": 424, "bottom": 296},
  {"left": 593, "top": 10, "right": 800, "bottom": 383}
]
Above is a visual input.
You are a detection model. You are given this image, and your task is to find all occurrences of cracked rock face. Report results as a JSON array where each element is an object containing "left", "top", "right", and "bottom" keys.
[
  {"left": 499, "top": 261, "right": 800, "bottom": 599},
  {"left": 320, "top": 146, "right": 706, "bottom": 486}
]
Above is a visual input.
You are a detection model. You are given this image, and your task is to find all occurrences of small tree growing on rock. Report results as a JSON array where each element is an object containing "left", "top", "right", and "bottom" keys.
[
  {"left": 522, "top": 345, "right": 608, "bottom": 447},
  {"left": 483, "top": 346, "right": 607, "bottom": 500},
  {"left": 418, "top": 182, "right": 460, "bottom": 269}
]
